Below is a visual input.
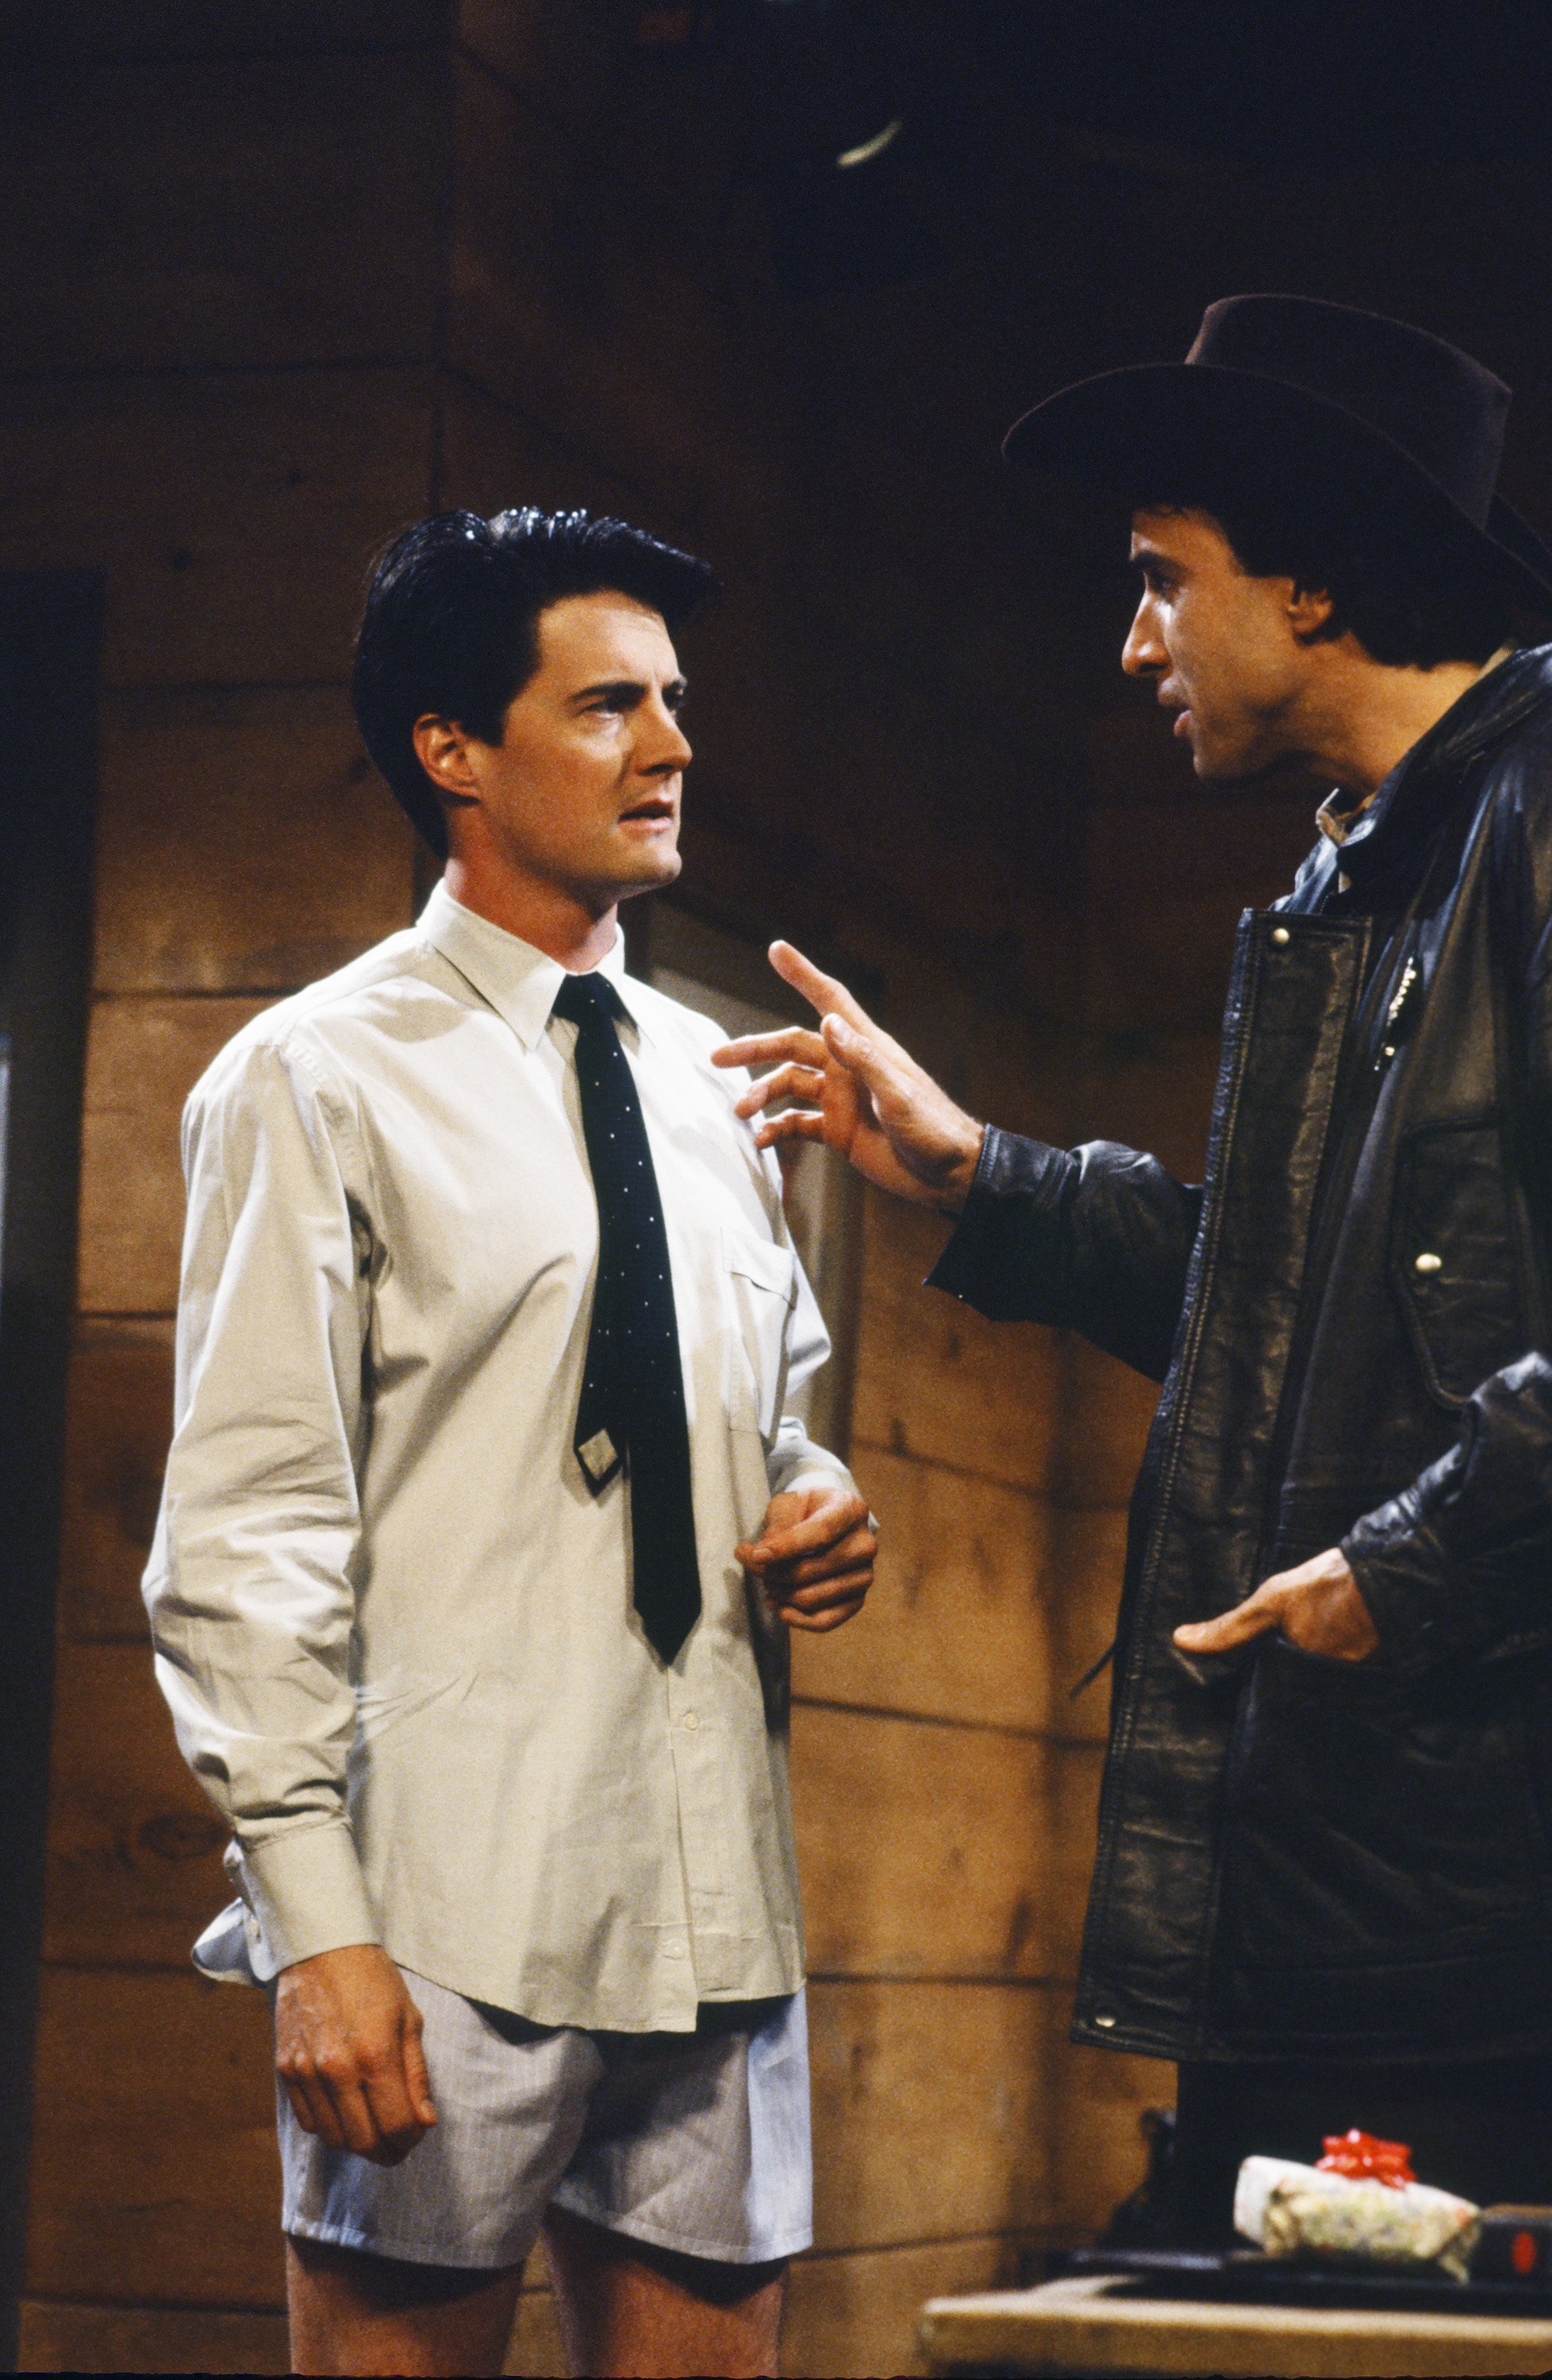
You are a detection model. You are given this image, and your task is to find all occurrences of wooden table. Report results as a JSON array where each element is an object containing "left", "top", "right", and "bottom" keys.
[{"left": 918, "top": 2272, "right": 1552, "bottom": 2378}]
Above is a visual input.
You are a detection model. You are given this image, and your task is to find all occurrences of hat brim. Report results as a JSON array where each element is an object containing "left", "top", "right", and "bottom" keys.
[{"left": 1004, "top": 362, "right": 1552, "bottom": 612}]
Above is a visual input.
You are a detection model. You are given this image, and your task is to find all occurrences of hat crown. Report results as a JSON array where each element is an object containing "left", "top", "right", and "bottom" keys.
[{"left": 1186, "top": 294, "right": 1509, "bottom": 525}]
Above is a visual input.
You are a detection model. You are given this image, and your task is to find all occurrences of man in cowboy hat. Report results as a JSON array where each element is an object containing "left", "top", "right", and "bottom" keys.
[{"left": 719, "top": 297, "right": 1552, "bottom": 2237}]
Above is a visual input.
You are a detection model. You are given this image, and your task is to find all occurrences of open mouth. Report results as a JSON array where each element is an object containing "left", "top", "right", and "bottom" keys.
[{"left": 619, "top": 797, "right": 676, "bottom": 826}]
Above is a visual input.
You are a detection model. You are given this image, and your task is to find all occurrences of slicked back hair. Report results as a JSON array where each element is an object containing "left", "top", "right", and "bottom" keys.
[{"left": 352, "top": 508, "right": 717, "bottom": 857}]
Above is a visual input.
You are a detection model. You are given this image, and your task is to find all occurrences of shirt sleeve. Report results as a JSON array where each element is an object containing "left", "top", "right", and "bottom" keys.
[
  {"left": 765, "top": 1249, "right": 861, "bottom": 1503},
  {"left": 142, "top": 1030, "right": 379, "bottom": 1974}
]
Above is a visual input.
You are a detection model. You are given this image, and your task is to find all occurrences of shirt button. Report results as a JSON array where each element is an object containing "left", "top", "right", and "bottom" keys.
[
  {"left": 682, "top": 1710, "right": 699, "bottom": 1730},
  {"left": 663, "top": 1940, "right": 686, "bottom": 1960},
  {"left": 1414, "top": 1251, "right": 1443, "bottom": 1273}
]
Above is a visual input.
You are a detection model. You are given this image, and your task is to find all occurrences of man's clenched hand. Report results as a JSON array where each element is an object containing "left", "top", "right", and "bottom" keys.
[
  {"left": 712, "top": 942, "right": 985, "bottom": 1213},
  {"left": 737, "top": 1484, "right": 877, "bottom": 1633},
  {"left": 274, "top": 1941, "right": 436, "bottom": 2166},
  {"left": 1173, "top": 1547, "right": 1381, "bottom": 1663}
]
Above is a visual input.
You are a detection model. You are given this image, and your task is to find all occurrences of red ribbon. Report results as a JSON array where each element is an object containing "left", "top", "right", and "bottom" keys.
[{"left": 1316, "top": 2129, "right": 1416, "bottom": 2188}]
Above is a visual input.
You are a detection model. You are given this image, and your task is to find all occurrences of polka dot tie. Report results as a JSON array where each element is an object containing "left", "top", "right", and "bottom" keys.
[{"left": 552, "top": 971, "right": 701, "bottom": 1663}]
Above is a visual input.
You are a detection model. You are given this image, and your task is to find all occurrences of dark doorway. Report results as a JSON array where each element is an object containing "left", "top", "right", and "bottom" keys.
[{"left": 0, "top": 574, "right": 102, "bottom": 2373}]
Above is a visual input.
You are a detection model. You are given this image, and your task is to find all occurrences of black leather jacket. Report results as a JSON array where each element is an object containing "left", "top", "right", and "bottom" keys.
[{"left": 932, "top": 646, "right": 1552, "bottom": 2063}]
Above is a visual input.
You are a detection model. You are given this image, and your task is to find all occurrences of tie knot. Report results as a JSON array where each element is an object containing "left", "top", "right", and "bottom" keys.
[{"left": 552, "top": 971, "right": 627, "bottom": 1029}]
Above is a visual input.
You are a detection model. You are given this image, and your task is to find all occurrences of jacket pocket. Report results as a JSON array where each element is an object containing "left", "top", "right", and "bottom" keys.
[
  {"left": 723, "top": 1226, "right": 798, "bottom": 1446},
  {"left": 1389, "top": 1116, "right": 1525, "bottom": 1409}
]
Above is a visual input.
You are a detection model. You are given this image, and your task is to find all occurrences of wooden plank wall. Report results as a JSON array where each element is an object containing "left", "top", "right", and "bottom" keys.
[
  {"left": 25, "top": 2, "right": 1524, "bottom": 2370},
  {"left": 1, "top": 13, "right": 1124, "bottom": 2377}
]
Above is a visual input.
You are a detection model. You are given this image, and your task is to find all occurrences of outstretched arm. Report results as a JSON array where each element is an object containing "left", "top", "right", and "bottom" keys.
[{"left": 715, "top": 942, "right": 1202, "bottom": 1381}]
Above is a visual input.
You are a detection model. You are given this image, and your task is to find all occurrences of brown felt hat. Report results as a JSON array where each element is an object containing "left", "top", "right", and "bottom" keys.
[{"left": 1005, "top": 294, "right": 1552, "bottom": 608}]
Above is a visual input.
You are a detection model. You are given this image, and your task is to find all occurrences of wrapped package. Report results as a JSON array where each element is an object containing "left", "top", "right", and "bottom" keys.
[{"left": 1235, "top": 2155, "right": 1481, "bottom": 2281}]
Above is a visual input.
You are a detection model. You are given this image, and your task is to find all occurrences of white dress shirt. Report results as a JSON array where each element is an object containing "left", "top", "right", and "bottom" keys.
[{"left": 144, "top": 883, "right": 855, "bottom": 2031}]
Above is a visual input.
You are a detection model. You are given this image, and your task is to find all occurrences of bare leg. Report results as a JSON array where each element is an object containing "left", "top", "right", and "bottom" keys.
[
  {"left": 286, "top": 2235, "right": 523, "bottom": 2378},
  {"left": 543, "top": 2204, "right": 786, "bottom": 2380}
]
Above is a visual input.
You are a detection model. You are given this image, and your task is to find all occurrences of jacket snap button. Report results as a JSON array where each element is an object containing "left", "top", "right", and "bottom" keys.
[
  {"left": 1094, "top": 2011, "right": 1118, "bottom": 2029},
  {"left": 1414, "top": 1251, "right": 1443, "bottom": 1273},
  {"left": 1271, "top": 926, "right": 1291, "bottom": 945}
]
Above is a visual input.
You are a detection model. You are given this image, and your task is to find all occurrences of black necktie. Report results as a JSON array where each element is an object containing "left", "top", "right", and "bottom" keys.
[{"left": 552, "top": 972, "right": 701, "bottom": 1663}]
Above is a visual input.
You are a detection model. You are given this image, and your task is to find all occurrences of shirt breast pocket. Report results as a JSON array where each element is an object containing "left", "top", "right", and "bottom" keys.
[{"left": 722, "top": 1226, "right": 798, "bottom": 1447}]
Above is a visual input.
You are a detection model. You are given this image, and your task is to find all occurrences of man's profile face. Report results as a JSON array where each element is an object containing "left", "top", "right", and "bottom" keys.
[
  {"left": 467, "top": 589, "right": 691, "bottom": 908},
  {"left": 1122, "top": 509, "right": 1320, "bottom": 784}
]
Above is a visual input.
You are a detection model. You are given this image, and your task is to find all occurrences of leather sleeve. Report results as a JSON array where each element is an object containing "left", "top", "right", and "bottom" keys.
[
  {"left": 1345, "top": 1354, "right": 1552, "bottom": 1673},
  {"left": 1346, "top": 755, "right": 1552, "bottom": 1672},
  {"left": 925, "top": 1124, "right": 1204, "bottom": 1382}
]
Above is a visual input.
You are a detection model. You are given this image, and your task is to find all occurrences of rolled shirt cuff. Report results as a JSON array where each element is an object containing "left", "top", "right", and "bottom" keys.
[{"left": 235, "top": 1820, "right": 381, "bottom": 1974}]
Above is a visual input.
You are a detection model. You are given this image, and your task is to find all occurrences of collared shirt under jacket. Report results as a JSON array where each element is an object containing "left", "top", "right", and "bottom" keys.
[{"left": 144, "top": 883, "right": 854, "bottom": 2031}]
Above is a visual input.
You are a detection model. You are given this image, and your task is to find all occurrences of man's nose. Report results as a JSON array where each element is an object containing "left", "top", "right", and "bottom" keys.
[
  {"left": 1121, "top": 597, "right": 1166, "bottom": 679},
  {"left": 642, "top": 701, "right": 692, "bottom": 774}
]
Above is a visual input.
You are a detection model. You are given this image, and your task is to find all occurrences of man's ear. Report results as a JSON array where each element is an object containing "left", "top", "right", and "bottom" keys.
[
  {"left": 411, "top": 714, "right": 482, "bottom": 807},
  {"left": 1287, "top": 578, "right": 1337, "bottom": 644}
]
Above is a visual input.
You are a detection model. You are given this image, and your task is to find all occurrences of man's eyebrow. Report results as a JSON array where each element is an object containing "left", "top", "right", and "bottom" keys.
[{"left": 568, "top": 675, "right": 688, "bottom": 704}]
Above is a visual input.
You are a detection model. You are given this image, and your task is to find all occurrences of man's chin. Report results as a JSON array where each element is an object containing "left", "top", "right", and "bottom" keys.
[{"left": 613, "top": 843, "right": 683, "bottom": 899}]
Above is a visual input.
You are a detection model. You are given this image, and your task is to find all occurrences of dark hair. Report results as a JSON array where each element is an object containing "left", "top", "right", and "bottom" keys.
[
  {"left": 1130, "top": 467, "right": 1516, "bottom": 669},
  {"left": 352, "top": 508, "right": 718, "bottom": 856}
]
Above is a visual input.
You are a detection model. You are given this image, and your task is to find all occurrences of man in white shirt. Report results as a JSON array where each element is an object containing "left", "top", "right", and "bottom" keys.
[{"left": 144, "top": 506, "right": 878, "bottom": 2379}]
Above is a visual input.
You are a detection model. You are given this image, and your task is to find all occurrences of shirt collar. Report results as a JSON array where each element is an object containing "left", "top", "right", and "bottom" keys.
[{"left": 417, "top": 881, "right": 636, "bottom": 1053}]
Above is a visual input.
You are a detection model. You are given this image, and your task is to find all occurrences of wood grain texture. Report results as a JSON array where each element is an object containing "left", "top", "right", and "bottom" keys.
[
  {"left": 17, "top": 2299, "right": 289, "bottom": 2375},
  {"left": 0, "top": 52, "right": 445, "bottom": 374},
  {"left": 41, "top": 1642, "right": 229, "bottom": 1969},
  {"left": 784, "top": 2236, "right": 1020, "bottom": 2380},
  {"left": 1047, "top": 1507, "right": 1128, "bottom": 1740},
  {"left": 1047, "top": 1741, "right": 1104, "bottom": 1983},
  {"left": 791, "top": 1446, "right": 1051, "bottom": 1733},
  {"left": 59, "top": 1319, "right": 173, "bottom": 1641},
  {"left": 850, "top": 1194, "right": 1059, "bottom": 1493},
  {"left": 10, "top": 4, "right": 446, "bottom": 56},
  {"left": 792, "top": 1705, "right": 1049, "bottom": 1981},
  {"left": 1074, "top": 1031, "right": 1222, "bottom": 1189},
  {"left": 0, "top": 370, "right": 434, "bottom": 687},
  {"left": 77, "top": 995, "right": 271, "bottom": 1315},
  {"left": 1054, "top": 1336, "right": 1159, "bottom": 1513},
  {"left": 94, "top": 686, "right": 413, "bottom": 993},
  {"left": 808, "top": 1979, "right": 1052, "bottom": 2251},
  {"left": 25, "top": 1967, "right": 285, "bottom": 2307}
]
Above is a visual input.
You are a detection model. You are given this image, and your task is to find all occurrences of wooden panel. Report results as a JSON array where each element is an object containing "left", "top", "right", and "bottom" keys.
[
  {"left": 0, "top": 52, "right": 445, "bottom": 373},
  {"left": 17, "top": 2299, "right": 288, "bottom": 2375},
  {"left": 784, "top": 2237, "right": 1017, "bottom": 2380},
  {"left": 851, "top": 1194, "right": 1060, "bottom": 1493},
  {"left": 59, "top": 1319, "right": 173, "bottom": 1641},
  {"left": 78, "top": 996, "right": 271, "bottom": 1315},
  {"left": 17, "top": 2274, "right": 558, "bottom": 2374},
  {"left": 41, "top": 1642, "right": 229, "bottom": 1968},
  {"left": 1055, "top": 1334, "right": 1158, "bottom": 1512},
  {"left": 95, "top": 686, "right": 414, "bottom": 994},
  {"left": 790, "top": 1448, "right": 1051, "bottom": 1733},
  {"left": 25, "top": 1967, "right": 285, "bottom": 2306},
  {"left": 808, "top": 1980, "right": 1052, "bottom": 2250},
  {"left": 0, "top": 370, "right": 434, "bottom": 686},
  {"left": 438, "top": 374, "right": 654, "bottom": 525},
  {"left": 792, "top": 1706, "right": 1049, "bottom": 1981},
  {"left": 1074, "top": 1031, "right": 1221, "bottom": 1187},
  {"left": 1044, "top": 1989, "right": 1175, "bottom": 2239},
  {"left": 1085, "top": 795, "right": 1318, "bottom": 1034},
  {"left": 1048, "top": 1506, "right": 1128, "bottom": 1738},
  {"left": 1048, "top": 1741, "right": 1104, "bottom": 1982}
]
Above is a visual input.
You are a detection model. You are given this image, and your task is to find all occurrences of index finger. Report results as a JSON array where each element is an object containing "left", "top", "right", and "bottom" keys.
[
  {"left": 769, "top": 942, "right": 875, "bottom": 1035},
  {"left": 711, "top": 1027, "right": 829, "bottom": 1070}
]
